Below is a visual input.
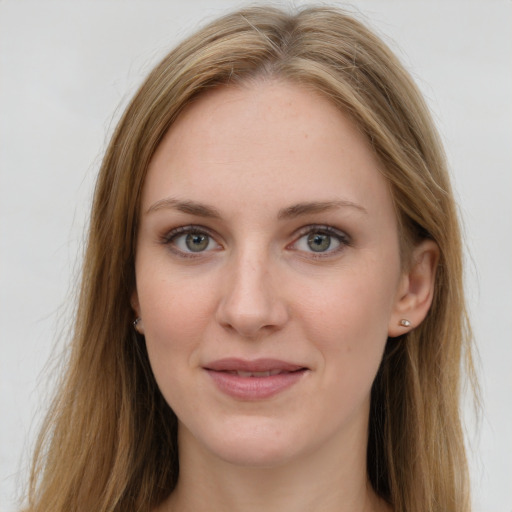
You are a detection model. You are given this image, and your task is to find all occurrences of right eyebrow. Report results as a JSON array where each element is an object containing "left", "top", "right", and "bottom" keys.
[{"left": 145, "top": 198, "right": 222, "bottom": 219}]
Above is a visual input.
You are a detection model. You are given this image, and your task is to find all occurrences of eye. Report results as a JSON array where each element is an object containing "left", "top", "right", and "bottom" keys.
[
  {"left": 164, "top": 226, "right": 221, "bottom": 255},
  {"left": 290, "top": 226, "right": 350, "bottom": 256},
  {"left": 306, "top": 232, "right": 334, "bottom": 252}
]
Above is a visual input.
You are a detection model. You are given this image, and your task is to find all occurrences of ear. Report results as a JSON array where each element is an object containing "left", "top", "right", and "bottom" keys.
[
  {"left": 131, "top": 290, "right": 141, "bottom": 315},
  {"left": 388, "top": 239, "right": 439, "bottom": 337},
  {"left": 130, "top": 290, "right": 145, "bottom": 335}
]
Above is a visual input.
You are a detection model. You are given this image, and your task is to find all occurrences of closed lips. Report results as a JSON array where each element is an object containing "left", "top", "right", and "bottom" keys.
[
  {"left": 203, "top": 359, "right": 308, "bottom": 399},
  {"left": 222, "top": 369, "right": 303, "bottom": 377},
  {"left": 203, "top": 358, "right": 307, "bottom": 374}
]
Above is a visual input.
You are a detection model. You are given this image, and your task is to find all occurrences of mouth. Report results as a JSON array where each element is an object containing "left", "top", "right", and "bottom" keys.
[
  {"left": 203, "top": 358, "right": 308, "bottom": 400},
  {"left": 204, "top": 357, "right": 307, "bottom": 373},
  {"left": 221, "top": 369, "right": 299, "bottom": 377}
]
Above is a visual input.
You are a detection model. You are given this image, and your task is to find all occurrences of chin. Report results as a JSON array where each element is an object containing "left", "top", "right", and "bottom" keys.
[
  {"left": 181, "top": 416, "right": 309, "bottom": 468},
  {"left": 215, "top": 441, "right": 300, "bottom": 469}
]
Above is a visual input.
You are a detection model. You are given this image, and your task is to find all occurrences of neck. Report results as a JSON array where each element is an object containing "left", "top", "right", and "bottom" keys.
[{"left": 157, "top": 424, "right": 390, "bottom": 512}]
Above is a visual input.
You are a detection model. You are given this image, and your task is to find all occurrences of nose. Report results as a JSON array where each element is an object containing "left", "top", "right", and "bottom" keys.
[{"left": 215, "top": 250, "right": 289, "bottom": 338}]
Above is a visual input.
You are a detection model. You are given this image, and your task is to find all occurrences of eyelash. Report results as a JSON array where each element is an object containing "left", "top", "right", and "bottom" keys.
[
  {"left": 161, "top": 225, "right": 222, "bottom": 259},
  {"left": 289, "top": 224, "right": 352, "bottom": 259},
  {"left": 160, "top": 224, "right": 351, "bottom": 259}
]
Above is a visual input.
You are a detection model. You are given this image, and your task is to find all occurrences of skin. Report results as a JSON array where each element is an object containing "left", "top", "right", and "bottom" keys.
[{"left": 132, "top": 80, "right": 438, "bottom": 512}]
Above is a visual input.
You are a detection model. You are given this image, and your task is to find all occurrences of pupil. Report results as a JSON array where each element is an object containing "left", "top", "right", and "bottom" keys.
[
  {"left": 186, "top": 233, "right": 208, "bottom": 252},
  {"left": 308, "top": 233, "right": 330, "bottom": 252}
]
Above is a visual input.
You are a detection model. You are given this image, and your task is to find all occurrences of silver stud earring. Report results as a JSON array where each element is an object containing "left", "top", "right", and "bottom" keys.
[
  {"left": 399, "top": 319, "right": 411, "bottom": 327},
  {"left": 133, "top": 317, "right": 141, "bottom": 329}
]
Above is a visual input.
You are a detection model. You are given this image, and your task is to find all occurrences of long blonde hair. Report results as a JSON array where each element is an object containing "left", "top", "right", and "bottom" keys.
[{"left": 24, "top": 6, "right": 475, "bottom": 512}]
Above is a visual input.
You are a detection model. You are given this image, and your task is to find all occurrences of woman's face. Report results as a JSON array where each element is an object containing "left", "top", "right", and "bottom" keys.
[{"left": 133, "top": 81, "right": 407, "bottom": 467}]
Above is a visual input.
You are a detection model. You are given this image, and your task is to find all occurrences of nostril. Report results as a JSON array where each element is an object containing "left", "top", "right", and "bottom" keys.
[
  {"left": 216, "top": 302, "right": 288, "bottom": 338},
  {"left": 215, "top": 264, "right": 289, "bottom": 337}
]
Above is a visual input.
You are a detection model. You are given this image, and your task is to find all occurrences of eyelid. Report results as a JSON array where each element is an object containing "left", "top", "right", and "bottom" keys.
[
  {"left": 160, "top": 223, "right": 351, "bottom": 259},
  {"left": 161, "top": 225, "right": 222, "bottom": 257},
  {"left": 161, "top": 224, "right": 214, "bottom": 242},
  {"left": 288, "top": 224, "right": 352, "bottom": 256}
]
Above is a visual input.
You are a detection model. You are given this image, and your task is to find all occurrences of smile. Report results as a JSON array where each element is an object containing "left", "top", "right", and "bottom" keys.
[
  {"left": 224, "top": 369, "right": 291, "bottom": 377},
  {"left": 204, "top": 358, "right": 308, "bottom": 400}
]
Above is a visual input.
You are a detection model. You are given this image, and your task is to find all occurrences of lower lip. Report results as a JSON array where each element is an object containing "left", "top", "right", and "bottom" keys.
[{"left": 205, "top": 369, "right": 307, "bottom": 400}]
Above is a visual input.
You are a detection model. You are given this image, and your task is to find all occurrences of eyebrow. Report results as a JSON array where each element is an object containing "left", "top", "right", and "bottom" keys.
[
  {"left": 146, "top": 198, "right": 222, "bottom": 218},
  {"left": 277, "top": 200, "right": 367, "bottom": 219},
  {"left": 146, "top": 197, "right": 367, "bottom": 218}
]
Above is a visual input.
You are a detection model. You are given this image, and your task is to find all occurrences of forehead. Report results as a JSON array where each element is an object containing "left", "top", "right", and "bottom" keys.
[{"left": 143, "top": 80, "right": 393, "bottom": 221}]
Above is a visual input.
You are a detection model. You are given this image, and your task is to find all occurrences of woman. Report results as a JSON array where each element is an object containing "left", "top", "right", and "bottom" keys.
[{"left": 23, "top": 5, "right": 476, "bottom": 512}]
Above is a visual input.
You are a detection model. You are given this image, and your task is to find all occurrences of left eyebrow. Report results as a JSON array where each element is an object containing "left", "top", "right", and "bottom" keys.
[{"left": 277, "top": 200, "right": 368, "bottom": 219}]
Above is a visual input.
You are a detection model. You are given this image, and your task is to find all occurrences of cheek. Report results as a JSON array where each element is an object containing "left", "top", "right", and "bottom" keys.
[
  {"left": 301, "top": 274, "right": 395, "bottom": 343},
  {"left": 137, "top": 274, "right": 219, "bottom": 416},
  {"left": 139, "top": 264, "right": 217, "bottom": 337},
  {"left": 136, "top": 270, "right": 219, "bottom": 386},
  {"left": 295, "top": 261, "right": 398, "bottom": 389}
]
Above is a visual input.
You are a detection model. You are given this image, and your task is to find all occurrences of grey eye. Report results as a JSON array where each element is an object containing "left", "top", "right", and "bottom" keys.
[
  {"left": 168, "top": 229, "right": 219, "bottom": 254},
  {"left": 307, "top": 232, "right": 332, "bottom": 252},
  {"left": 185, "top": 233, "right": 210, "bottom": 252},
  {"left": 291, "top": 227, "right": 347, "bottom": 256}
]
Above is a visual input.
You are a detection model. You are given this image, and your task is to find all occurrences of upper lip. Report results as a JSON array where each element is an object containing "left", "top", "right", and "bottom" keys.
[{"left": 203, "top": 358, "right": 306, "bottom": 373}]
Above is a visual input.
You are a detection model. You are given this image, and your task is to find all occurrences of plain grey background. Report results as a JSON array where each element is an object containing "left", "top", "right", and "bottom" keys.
[{"left": 1, "top": 1, "right": 511, "bottom": 511}]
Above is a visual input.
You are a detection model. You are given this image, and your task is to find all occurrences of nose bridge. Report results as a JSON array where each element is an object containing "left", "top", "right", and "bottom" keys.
[{"left": 216, "top": 242, "right": 287, "bottom": 337}]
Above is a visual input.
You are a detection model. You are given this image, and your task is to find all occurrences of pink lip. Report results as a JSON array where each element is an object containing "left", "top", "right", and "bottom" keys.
[{"left": 203, "top": 358, "right": 308, "bottom": 400}]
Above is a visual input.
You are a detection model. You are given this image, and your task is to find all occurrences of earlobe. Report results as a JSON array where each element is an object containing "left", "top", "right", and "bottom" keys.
[
  {"left": 388, "top": 239, "right": 439, "bottom": 338},
  {"left": 133, "top": 317, "right": 144, "bottom": 334},
  {"left": 131, "top": 291, "right": 144, "bottom": 335}
]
